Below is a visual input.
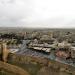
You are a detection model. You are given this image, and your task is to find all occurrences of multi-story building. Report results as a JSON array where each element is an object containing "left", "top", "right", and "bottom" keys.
[{"left": 70, "top": 47, "right": 75, "bottom": 58}]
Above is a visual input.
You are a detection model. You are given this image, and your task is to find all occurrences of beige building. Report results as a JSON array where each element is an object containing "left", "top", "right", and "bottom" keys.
[
  {"left": 58, "top": 41, "right": 71, "bottom": 48},
  {"left": 71, "top": 47, "right": 75, "bottom": 58}
]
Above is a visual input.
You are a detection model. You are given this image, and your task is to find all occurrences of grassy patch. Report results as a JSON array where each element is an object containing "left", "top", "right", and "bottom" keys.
[
  {"left": 8, "top": 61, "right": 42, "bottom": 75},
  {"left": 0, "top": 70, "right": 13, "bottom": 75}
]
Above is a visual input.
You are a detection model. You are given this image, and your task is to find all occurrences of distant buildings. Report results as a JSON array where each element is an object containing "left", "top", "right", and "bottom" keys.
[
  {"left": 55, "top": 50, "right": 70, "bottom": 59},
  {"left": 57, "top": 40, "right": 71, "bottom": 48}
]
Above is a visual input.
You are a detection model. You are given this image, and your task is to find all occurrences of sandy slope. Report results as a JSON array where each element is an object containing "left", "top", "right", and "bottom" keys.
[{"left": 0, "top": 61, "right": 29, "bottom": 75}]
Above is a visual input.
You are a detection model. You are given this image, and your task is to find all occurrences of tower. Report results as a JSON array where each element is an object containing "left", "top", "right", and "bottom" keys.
[{"left": 1, "top": 43, "right": 9, "bottom": 62}]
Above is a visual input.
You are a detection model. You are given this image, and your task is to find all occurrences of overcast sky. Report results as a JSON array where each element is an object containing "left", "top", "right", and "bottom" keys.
[{"left": 0, "top": 0, "right": 75, "bottom": 28}]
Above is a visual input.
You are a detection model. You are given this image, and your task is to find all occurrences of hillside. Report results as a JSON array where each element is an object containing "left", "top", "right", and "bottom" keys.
[
  {"left": 7, "top": 53, "right": 75, "bottom": 75},
  {"left": 0, "top": 61, "right": 29, "bottom": 75}
]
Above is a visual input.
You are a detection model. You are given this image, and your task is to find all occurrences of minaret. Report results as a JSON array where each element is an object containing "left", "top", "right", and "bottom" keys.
[
  {"left": 50, "top": 32, "right": 53, "bottom": 39},
  {"left": 1, "top": 43, "right": 9, "bottom": 62}
]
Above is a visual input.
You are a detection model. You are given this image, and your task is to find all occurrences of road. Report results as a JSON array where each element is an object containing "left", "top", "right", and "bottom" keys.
[{"left": 17, "top": 40, "right": 55, "bottom": 59}]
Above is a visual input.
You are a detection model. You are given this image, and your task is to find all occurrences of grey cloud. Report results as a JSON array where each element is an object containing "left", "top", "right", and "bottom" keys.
[
  {"left": 0, "top": 0, "right": 34, "bottom": 27},
  {"left": 0, "top": 0, "right": 75, "bottom": 28},
  {"left": 0, "top": 0, "right": 15, "bottom": 4}
]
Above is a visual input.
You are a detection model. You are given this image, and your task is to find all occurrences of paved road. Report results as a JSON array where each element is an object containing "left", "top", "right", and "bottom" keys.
[{"left": 17, "top": 40, "right": 55, "bottom": 59}]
